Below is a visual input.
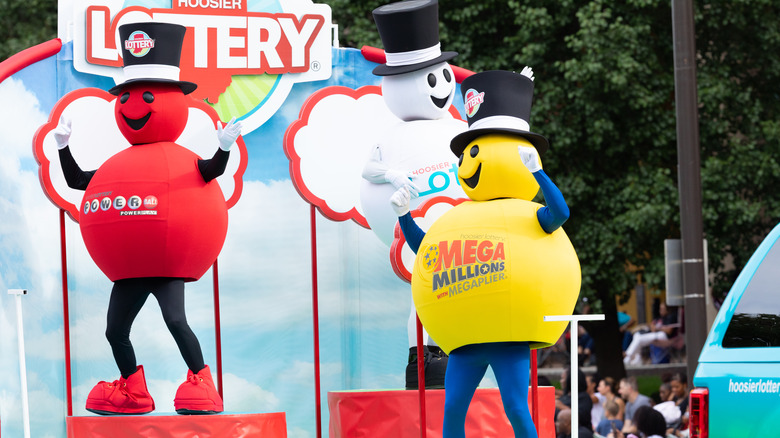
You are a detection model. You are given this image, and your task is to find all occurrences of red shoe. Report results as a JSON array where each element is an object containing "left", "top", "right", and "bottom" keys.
[
  {"left": 85, "top": 365, "right": 155, "bottom": 415},
  {"left": 174, "top": 365, "right": 224, "bottom": 414}
]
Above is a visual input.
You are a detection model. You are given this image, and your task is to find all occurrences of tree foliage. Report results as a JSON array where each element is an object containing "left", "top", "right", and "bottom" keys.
[
  {"left": 0, "top": 0, "right": 58, "bottom": 61},
  {"left": 326, "top": 0, "right": 780, "bottom": 377}
]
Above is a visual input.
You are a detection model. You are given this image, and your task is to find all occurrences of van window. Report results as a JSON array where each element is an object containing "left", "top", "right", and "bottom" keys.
[{"left": 722, "top": 237, "right": 780, "bottom": 348}]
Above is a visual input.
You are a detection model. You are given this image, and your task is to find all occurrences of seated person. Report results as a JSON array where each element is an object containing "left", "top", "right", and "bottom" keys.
[
  {"left": 619, "top": 377, "right": 652, "bottom": 434},
  {"left": 587, "top": 372, "right": 604, "bottom": 430},
  {"left": 556, "top": 367, "right": 593, "bottom": 428},
  {"left": 556, "top": 408, "right": 595, "bottom": 438},
  {"left": 670, "top": 373, "right": 689, "bottom": 418},
  {"left": 597, "top": 377, "right": 625, "bottom": 422},
  {"left": 596, "top": 399, "right": 624, "bottom": 437},
  {"left": 624, "top": 301, "right": 679, "bottom": 365},
  {"left": 617, "top": 311, "right": 634, "bottom": 352},
  {"left": 608, "top": 405, "right": 666, "bottom": 438}
]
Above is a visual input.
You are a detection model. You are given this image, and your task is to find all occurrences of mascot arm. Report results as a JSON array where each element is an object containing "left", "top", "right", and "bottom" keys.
[
  {"left": 362, "top": 145, "right": 388, "bottom": 183},
  {"left": 398, "top": 212, "right": 426, "bottom": 254},
  {"left": 197, "top": 148, "right": 230, "bottom": 183},
  {"left": 533, "top": 169, "right": 570, "bottom": 233},
  {"left": 58, "top": 146, "right": 95, "bottom": 191},
  {"left": 362, "top": 145, "right": 420, "bottom": 196}
]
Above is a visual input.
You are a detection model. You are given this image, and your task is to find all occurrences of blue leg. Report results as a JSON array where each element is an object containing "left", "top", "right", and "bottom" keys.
[
  {"left": 442, "top": 345, "right": 489, "bottom": 438},
  {"left": 489, "top": 342, "right": 536, "bottom": 438}
]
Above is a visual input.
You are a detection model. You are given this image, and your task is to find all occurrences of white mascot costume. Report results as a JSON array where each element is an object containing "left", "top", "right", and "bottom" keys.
[{"left": 360, "top": 0, "right": 467, "bottom": 389}]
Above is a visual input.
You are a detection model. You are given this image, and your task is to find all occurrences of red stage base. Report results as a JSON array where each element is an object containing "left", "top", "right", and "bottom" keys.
[
  {"left": 66, "top": 412, "right": 287, "bottom": 438},
  {"left": 328, "top": 387, "right": 555, "bottom": 438}
]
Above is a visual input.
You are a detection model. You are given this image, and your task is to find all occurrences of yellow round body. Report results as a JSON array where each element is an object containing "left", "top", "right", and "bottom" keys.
[{"left": 411, "top": 199, "right": 581, "bottom": 354}]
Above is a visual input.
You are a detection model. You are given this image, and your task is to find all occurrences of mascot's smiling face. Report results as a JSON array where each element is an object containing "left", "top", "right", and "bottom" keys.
[
  {"left": 381, "top": 61, "right": 456, "bottom": 121},
  {"left": 457, "top": 133, "right": 540, "bottom": 202},
  {"left": 114, "top": 82, "right": 188, "bottom": 145}
]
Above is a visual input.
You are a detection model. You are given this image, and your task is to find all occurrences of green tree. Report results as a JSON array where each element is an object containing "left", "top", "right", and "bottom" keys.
[
  {"left": 0, "top": 0, "right": 58, "bottom": 61},
  {"left": 326, "top": 0, "right": 780, "bottom": 380}
]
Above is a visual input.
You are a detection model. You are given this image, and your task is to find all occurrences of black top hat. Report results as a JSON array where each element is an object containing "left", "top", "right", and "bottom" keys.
[
  {"left": 108, "top": 22, "right": 197, "bottom": 95},
  {"left": 372, "top": 0, "right": 457, "bottom": 76},
  {"left": 450, "top": 70, "right": 549, "bottom": 157}
]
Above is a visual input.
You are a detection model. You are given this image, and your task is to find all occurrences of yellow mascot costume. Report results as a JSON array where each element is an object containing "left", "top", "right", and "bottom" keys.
[{"left": 391, "top": 69, "right": 580, "bottom": 438}]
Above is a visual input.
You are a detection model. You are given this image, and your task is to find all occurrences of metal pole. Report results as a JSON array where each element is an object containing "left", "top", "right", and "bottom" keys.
[
  {"left": 212, "top": 260, "right": 223, "bottom": 399},
  {"left": 545, "top": 314, "right": 605, "bottom": 438},
  {"left": 59, "top": 210, "right": 73, "bottom": 417},
  {"left": 672, "top": 0, "right": 709, "bottom": 380},
  {"left": 9, "top": 289, "right": 30, "bottom": 438},
  {"left": 570, "top": 322, "right": 579, "bottom": 438},
  {"left": 310, "top": 205, "right": 323, "bottom": 438},
  {"left": 531, "top": 350, "right": 539, "bottom": 430},
  {"left": 415, "top": 317, "right": 427, "bottom": 438}
]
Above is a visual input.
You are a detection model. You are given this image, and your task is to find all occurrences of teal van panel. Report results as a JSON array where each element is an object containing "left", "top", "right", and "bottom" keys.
[
  {"left": 694, "top": 361, "right": 780, "bottom": 437},
  {"left": 694, "top": 222, "right": 780, "bottom": 437}
]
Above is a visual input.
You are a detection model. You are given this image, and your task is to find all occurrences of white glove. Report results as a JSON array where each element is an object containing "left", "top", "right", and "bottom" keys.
[
  {"left": 518, "top": 145, "right": 542, "bottom": 173},
  {"left": 390, "top": 187, "right": 411, "bottom": 216},
  {"left": 385, "top": 169, "right": 420, "bottom": 197},
  {"left": 520, "top": 66, "right": 535, "bottom": 82},
  {"left": 217, "top": 117, "right": 242, "bottom": 151},
  {"left": 53, "top": 116, "right": 72, "bottom": 150}
]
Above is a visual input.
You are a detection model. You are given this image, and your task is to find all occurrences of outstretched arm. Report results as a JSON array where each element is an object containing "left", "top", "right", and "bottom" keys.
[
  {"left": 198, "top": 149, "right": 230, "bottom": 183},
  {"left": 390, "top": 187, "right": 426, "bottom": 253},
  {"left": 55, "top": 117, "right": 94, "bottom": 190},
  {"left": 518, "top": 145, "right": 570, "bottom": 233},
  {"left": 363, "top": 145, "right": 421, "bottom": 197},
  {"left": 59, "top": 147, "right": 95, "bottom": 190},
  {"left": 533, "top": 169, "right": 569, "bottom": 232},
  {"left": 198, "top": 117, "right": 240, "bottom": 182}
]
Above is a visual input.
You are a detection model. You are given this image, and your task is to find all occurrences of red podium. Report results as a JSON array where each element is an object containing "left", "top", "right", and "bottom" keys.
[
  {"left": 328, "top": 387, "right": 555, "bottom": 438},
  {"left": 66, "top": 412, "right": 287, "bottom": 438}
]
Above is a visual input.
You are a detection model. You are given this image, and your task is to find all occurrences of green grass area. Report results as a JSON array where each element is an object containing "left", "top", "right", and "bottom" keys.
[{"left": 637, "top": 374, "right": 663, "bottom": 399}]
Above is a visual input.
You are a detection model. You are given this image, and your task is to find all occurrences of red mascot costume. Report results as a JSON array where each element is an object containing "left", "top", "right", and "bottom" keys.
[{"left": 54, "top": 22, "right": 241, "bottom": 415}]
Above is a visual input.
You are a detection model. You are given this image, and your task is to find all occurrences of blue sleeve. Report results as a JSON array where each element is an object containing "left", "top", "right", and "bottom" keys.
[
  {"left": 398, "top": 212, "right": 426, "bottom": 254},
  {"left": 532, "top": 169, "right": 570, "bottom": 234}
]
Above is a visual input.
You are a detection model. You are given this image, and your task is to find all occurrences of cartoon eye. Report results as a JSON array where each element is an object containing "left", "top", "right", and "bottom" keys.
[
  {"left": 443, "top": 68, "right": 452, "bottom": 82},
  {"left": 470, "top": 145, "right": 479, "bottom": 158},
  {"left": 119, "top": 92, "right": 130, "bottom": 104},
  {"left": 458, "top": 154, "right": 464, "bottom": 166},
  {"left": 427, "top": 73, "right": 437, "bottom": 88},
  {"left": 143, "top": 91, "right": 155, "bottom": 103}
]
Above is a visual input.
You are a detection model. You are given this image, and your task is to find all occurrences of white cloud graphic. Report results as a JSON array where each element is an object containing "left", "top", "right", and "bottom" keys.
[
  {"left": 279, "top": 360, "right": 341, "bottom": 384},
  {"left": 285, "top": 87, "right": 400, "bottom": 223},
  {"left": 223, "top": 372, "right": 281, "bottom": 412}
]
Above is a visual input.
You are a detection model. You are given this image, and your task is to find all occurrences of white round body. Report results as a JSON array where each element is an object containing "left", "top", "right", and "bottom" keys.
[{"left": 360, "top": 118, "right": 467, "bottom": 246}]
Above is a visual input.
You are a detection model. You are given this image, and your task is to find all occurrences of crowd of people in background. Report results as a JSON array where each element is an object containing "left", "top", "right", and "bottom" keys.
[
  {"left": 550, "top": 297, "right": 689, "bottom": 437},
  {"left": 554, "top": 370, "right": 690, "bottom": 438},
  {"left": 575, "top": 299, "right": 683, "bottom": 368}
]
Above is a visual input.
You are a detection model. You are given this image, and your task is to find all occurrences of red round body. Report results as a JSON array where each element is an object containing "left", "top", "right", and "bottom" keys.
[{"left": 79, "top": 142, "right": 228, "bottom": 282}]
